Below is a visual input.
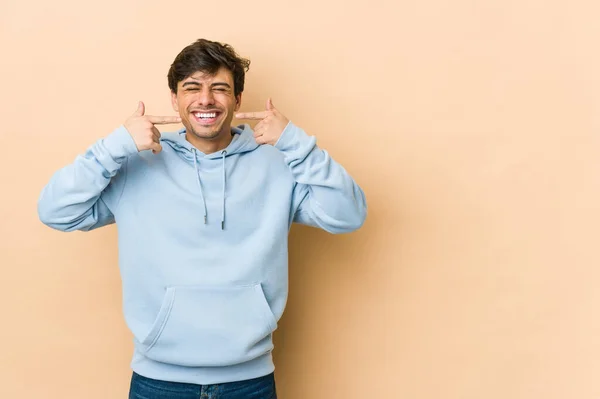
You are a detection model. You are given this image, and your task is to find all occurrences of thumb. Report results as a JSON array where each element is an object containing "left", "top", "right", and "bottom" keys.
[
  {"left": 133, "top": 101, "right": 145, "bottom": 117},
  {"left": 266, "top": 98, "right": 275, "bottom": 111}
]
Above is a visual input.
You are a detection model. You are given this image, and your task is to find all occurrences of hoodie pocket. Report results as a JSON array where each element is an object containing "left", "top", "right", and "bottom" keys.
[{"left": 140, "top": 283, "right": 277, "bottom": 367}]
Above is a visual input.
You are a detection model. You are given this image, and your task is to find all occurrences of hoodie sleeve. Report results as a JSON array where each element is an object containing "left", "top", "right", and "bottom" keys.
[
  {"left": 37, "top": 126, "right": 138, "bottom": 232},
  {"left": 275, "top": 122, "right": 367, "bottom": 234}
]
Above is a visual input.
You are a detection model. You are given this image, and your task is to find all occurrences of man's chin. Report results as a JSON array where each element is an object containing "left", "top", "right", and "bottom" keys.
[{"left": 190, "top": 128, "right": 226, "bottom": 141}]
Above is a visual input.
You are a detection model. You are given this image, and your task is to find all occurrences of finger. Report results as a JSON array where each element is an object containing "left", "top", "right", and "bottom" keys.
[
  {"left": 266, "top": 98, "right": 275, "bottom": 111},
  {"left": 253, "top": 119, "right": 264, "bottom": 130},
  {"left": 147, "top": 115, "right": 182, "bottom": 125},
  {"left": 152, "top": 127, "right": 161, "bottom": 142},
  {"left": 235, "top": 111, "right": 269, "bottom": 120},
  {"left": 132, "top": 101, "right": 145, "bottom": 117},
  {"left": 253, "top": 126, "right": 265, "bottom": 138},
  {"left": 255, "top": 135, "right": 267, "bottom": 145},
  {"left": 151, "top": 142, "right": 162, "bottom": 154}
]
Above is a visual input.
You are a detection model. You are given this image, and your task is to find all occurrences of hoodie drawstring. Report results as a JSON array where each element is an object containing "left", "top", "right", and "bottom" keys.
[
  {"left": 192, "top": 148, "right": 227, "bottom": 230},
  {"left": 192, "top": 149, "right": 208, "bottom": 224},
  {"left": 221, "top": 150, "right": 227, "bottom": 230}
]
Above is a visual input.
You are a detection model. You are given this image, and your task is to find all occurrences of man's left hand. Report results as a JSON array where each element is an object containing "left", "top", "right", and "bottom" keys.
[{"left": 235, "top": 98, "right": 289, "bottom": 145}]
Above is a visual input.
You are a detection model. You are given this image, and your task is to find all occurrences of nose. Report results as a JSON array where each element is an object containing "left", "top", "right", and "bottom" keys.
[{"left": 196, "top": 88, "right": 215, "bottom": 106}]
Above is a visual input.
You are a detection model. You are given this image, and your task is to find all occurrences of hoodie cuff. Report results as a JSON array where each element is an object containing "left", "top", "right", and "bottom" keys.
[
  {"left": 101, "top": 125, "right": 139, "bottom": 161},
  {"left": 274, "top": 121, "right": 316, "bottom": 155}
]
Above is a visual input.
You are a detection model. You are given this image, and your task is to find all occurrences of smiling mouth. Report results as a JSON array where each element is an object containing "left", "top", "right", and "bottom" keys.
[{"left": 192, "top": 111, "right": 222, "bottom": 125}]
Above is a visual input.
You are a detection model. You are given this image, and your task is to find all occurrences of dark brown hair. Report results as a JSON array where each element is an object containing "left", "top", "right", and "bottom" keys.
[{"left": 167, "top": 39, "right": 250, "bottom": 96}]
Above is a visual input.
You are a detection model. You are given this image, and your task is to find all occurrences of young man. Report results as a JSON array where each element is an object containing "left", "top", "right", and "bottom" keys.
[{"left": 38, "top": 38, "right": 366, "bottom": 398}]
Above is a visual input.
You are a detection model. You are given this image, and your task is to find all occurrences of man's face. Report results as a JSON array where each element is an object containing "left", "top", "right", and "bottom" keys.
[{"left": 171, "top": 67, "right": 241, "bottom": 142}]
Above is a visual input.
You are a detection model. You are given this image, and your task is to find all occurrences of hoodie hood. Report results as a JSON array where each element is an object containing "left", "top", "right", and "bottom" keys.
[
  {"left": 160, "top": 123, "right": 259, "bottom": 161},
  {"left": 159, "top": 124, "right": 259, "bottom": 230}
]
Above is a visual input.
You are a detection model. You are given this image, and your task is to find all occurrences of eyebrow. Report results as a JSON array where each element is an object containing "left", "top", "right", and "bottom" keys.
[{"left": 182, "top": 81, "right": 232, "bottom": 89}]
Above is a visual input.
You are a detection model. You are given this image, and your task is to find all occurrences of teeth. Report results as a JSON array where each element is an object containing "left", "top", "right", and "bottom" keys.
[{"left": 195, "top": 112, "right": 217, "bottom": 119}]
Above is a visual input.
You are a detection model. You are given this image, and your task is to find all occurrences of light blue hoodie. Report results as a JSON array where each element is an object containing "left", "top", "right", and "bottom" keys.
[{"left": 38, "top": 121, "right": 366, "bottom": 384}]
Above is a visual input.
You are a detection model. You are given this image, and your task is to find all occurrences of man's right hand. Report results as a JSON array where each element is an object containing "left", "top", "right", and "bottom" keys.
[{"left": 124, "top": 101, "right": 181, "bottom": 154}]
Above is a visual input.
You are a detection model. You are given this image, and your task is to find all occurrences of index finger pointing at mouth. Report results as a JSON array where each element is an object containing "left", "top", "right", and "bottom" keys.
[
  {"left": 235, "top": 111, "right": 269, "bottom": 120},
  {"left": 147, "top": 116, "right": 182, "bottom": 124}
]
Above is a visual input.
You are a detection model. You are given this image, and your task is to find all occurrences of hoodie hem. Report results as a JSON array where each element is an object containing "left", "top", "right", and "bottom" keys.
[{"left": 130, "top": 348, "right": 275, "bottom": 385}]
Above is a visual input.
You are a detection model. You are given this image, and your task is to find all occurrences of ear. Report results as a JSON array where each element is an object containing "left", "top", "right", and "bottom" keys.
[
  {"left": 234, "top": 93, "right": 242, "bottom": 112},
  {"left": 170, "top": 91, "right": 179, "bottom": 113}
]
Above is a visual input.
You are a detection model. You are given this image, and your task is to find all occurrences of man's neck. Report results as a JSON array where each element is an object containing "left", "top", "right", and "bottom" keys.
[{"left": 185, "top": 131, "right": 234, "bottom": 155}]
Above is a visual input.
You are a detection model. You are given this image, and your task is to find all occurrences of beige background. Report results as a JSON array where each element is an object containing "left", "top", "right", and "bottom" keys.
[{"left": 1, "top": 0, "right": 600, "bottom": 398}]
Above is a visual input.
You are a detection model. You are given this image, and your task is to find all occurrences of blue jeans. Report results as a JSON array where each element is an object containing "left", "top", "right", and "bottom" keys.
[{"left": 128, "top": 371, "right": 277, "bottom": 399}]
